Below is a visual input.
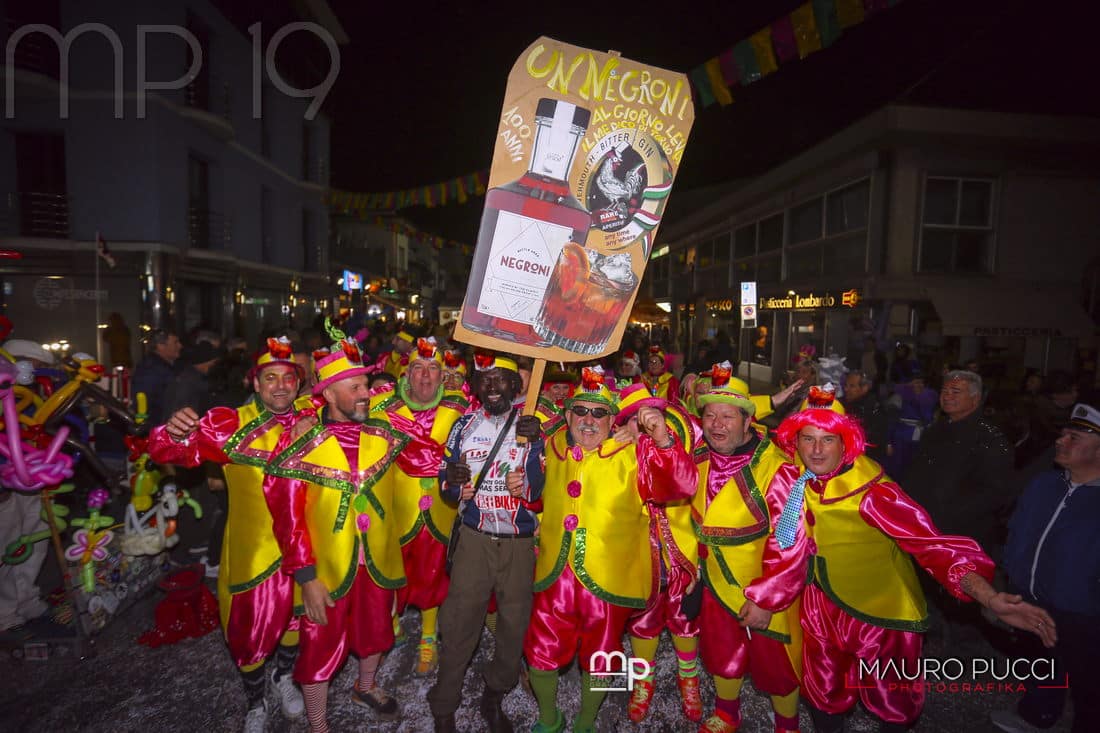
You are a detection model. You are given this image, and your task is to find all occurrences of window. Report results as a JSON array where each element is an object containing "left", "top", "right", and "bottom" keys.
[
  {"left": 188, "top": 154, "right": 210, "bottom": 248},
  {"left": 734, "top": 224, "right": 755, "bottom": 259},
  {"left": 13, "top": 131, "right": 68, "bottom": 238},
  {"left": 784, "top": 178, "right": 870, "bottom": 280},
  {"left": 758, "top": 214, "right": 783, "bottom": 252},
  {"left": 789, "top": 197, "right": 823, "bottom": 244},
  {"left": 185, "top": 13, "right": 211, "bottom": 111},
  {"left": 696, "top": 239, "right": 713, "bottom": 269},
  {"left": 826, "top": 180, "right": 869, "bottom": 235},
  {"left": 712, "top": 232, "right": 731, "bottom": 264},
  {"left": 919, "top": 176, "right": 995, "bottom": 274}
]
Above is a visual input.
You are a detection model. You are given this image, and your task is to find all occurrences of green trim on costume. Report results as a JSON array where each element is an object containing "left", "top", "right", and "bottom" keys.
[
  {"left": 423, "top": 508, "right": 450, "bottom": 545},
  {"left": 812, "top": 555, "right": 930, "bottom": 633},
  {"left": 362, "top": 532, "right": 406, "bottom": 590},
  {"left": 572, "top": 528, "right": 646, "bottom": 609},
  {"left": 227, "top": 556, "right": 282, "bottom": 595},
  {"left": 399, "top": 514, "right": 425, "bottom": 546},
  {"left": 699, "top": 561, "right": 791, "bottom": 644},
  {"left": 533, "top": 530, "right": 572, "bottom": 593},
  {"left": 224, "top": 405, "right": 279, "bottom": 467},
  {"left": 694, "top": 517, "right": 769, "bottom": 546}
]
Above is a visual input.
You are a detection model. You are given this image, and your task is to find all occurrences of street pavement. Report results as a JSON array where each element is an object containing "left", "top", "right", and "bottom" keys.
[{"left": 0, "top": 578, "right": 1074, "bottom": 732}]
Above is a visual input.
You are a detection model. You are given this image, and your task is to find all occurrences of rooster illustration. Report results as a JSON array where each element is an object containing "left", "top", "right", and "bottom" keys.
[{"left": 594, "top": 143, "right": 645, "bottom": 219}]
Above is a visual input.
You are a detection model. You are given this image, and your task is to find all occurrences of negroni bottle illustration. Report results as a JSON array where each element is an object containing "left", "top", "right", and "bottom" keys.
[
  {"left": 461, "top": 98, "right": 591, "bottom": 343},
  {"left": 534, "top": 244, "right": 637, "bottom": 355}
]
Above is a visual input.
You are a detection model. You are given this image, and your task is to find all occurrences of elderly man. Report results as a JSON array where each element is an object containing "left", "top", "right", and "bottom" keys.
[
  {"left": 428, "top": 353, "right": 544, "bottom": 733},
  {"left": 905, "top": 369, "right": 1013, "bottom": 551},
  {"left": 772, "top": 388, "right": 1055, "bottom": 733},
  {"left": 523, "top": 369, "right": 696, "bottom": 733},
  {"left": 992, "top": 402, "right": 1100, "bottom": 733},
  {"left": 264, "top": 333, "right": 409, "bottom": 732},
  {"left": 691, "top": 374, "right": 805, "bottom": 733},
  {"left": 149, "top": 338, "right": 307, "bottom": 731},
  {"left": 370, "top": 337, "right": 468, "bottom": 675}
]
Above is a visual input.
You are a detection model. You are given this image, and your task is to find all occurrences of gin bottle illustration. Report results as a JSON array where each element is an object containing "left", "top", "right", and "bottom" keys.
[{"left": 461, "top": 98, "right": 591, "bottom": 344}]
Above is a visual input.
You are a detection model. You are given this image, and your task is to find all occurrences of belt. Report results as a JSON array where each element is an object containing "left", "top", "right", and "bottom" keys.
[{"left": 463, "top": 524, "right": 534, "bottom": 540}]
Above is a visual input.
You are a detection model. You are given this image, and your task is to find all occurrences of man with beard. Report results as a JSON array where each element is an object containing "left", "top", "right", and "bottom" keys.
[
  {"left": 149, "top": 337, "right": 307, "bottom": 732},
  {"left": 772, "top": 387, "right": 1055, "bottom": 733},
  {"left": 264, "top": 332, "right": 409, "bottom": 733},
  {"left": 428, "top": 353, "right": 544, "bottom": 733},
  {"left": 691, "top": 372, "right": 804, "bottom": 733},
  {"left": 524, "top": 369, "right": 696, "bottom": 733},
  {"left": 370, "top": 337, "right": 468, "bottom": 675}
]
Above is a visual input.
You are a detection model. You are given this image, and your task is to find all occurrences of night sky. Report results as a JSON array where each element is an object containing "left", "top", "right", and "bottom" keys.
[{"left": 323, "top": 0, "right": 1098, "bottom": 242}]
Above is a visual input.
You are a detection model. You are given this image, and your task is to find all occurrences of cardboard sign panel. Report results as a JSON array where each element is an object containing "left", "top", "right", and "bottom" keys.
[{"left": 454, "top": 36, "right": 694, "bottom": 361}]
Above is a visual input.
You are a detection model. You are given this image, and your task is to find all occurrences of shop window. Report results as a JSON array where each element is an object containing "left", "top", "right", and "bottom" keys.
[
  {"left": 758, "top": 214, "right": 783, "bottom": 252},
  {"left": 826, "top": 179, "right": 869, "bottom": 234},
  {"left": 919, "top": 176, "right": 995, "bottom": 274},
  {"left": 734, "top": 223, "right": 756, "bottom": 259},
  {"left": 789, "top": 197, "right": 823, "bottom": 244}
]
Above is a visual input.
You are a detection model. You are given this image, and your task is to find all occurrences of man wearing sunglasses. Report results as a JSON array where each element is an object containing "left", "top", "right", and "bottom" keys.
[{"left": 524, "top": 366, "right": 697, "bottom": 733}]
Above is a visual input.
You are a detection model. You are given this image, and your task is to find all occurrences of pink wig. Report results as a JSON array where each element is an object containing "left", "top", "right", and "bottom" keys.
[{"left": 775, "top": 408, "right": 867, "bottom": 468}]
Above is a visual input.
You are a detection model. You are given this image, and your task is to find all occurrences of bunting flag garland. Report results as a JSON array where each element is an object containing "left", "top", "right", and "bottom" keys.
[
  {"left": 689, "top": 0, "right": 903, "bottom": 108},
  {"left": 328, "top": 169, "right": 488, "bottom": 214}
]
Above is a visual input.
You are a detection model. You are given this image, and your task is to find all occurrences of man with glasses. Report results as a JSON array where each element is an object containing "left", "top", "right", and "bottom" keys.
[
  {"left": 428, "top": 353, "right": 544, "bottom": 733},
  {"left": 524, "top": 367, "right": 696, "bottom": 733}
]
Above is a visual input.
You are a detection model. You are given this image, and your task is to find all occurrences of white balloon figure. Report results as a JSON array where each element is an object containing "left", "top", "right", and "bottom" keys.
[{"left": 121, "top": 482, "right": 200, "bottom": 556}]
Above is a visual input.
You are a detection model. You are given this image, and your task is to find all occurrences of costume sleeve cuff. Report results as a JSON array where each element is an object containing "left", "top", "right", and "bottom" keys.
[{"left": 293, "top": 566, "right": 317, "bottom": 584}]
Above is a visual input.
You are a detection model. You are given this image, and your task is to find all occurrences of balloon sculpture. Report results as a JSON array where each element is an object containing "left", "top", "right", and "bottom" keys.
[
  {"left": 64, "top": 488, "right": 115, "bottom": 593},
  {"left": 0, "top": 358, "right": 75, "bottom": 491}
]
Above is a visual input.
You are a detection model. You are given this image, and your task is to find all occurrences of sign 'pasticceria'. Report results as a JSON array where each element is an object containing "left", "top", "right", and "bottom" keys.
[{"left": 454, "top": 37, "right": 694, "bottom": 361}]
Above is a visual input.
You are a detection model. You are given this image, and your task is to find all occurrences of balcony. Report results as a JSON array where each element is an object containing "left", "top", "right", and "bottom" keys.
[
  {"left": 0, "top": 191, "right": 70, "bottom": 238},
  {"left": 188, "top": 207, "right": 231, "bottom": 250}
]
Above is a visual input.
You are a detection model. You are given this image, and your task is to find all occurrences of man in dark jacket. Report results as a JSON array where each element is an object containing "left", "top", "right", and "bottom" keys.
[
  {"left": 903, "top": 370, "right": 1014, "bottom": 642},
  {"left": 132, "top": 329, "right": 182, "bottom": 426},
  {"left": 904, "top": 370, "right": 1014, "bottom": 557},
  {"left": 842, "top": 370, "right": 891, "bottom": 464},
  {"left": 991, "top": 402, "right": 1100, "bottom": 733}
]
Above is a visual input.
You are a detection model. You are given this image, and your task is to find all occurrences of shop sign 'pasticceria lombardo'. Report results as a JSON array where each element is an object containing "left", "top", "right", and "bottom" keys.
[{"left": 455, "top": 36, "right": 694, "bottom": 361}]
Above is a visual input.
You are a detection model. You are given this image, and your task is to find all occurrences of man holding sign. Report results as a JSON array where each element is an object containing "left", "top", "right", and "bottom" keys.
[{"left": 428, "top": 353, "right": 544, "bottom": 733}]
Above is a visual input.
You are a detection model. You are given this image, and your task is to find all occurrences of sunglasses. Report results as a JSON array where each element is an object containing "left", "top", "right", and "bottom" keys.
[{"left": 570, "top": 405, "right": 612, "bottom": 419}]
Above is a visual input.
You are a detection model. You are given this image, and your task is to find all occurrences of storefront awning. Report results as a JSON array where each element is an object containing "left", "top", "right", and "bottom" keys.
[{"left": 929, "top": 285, "right": 1096, "bottom": 338}]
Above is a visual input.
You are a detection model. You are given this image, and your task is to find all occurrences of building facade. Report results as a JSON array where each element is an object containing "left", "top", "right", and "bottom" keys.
[
  {"left": 650, "top": 105, "right": 1100, "bottom": 387},
  {"left": 0, "top": 0, "right": 346, "bottom": 356}
]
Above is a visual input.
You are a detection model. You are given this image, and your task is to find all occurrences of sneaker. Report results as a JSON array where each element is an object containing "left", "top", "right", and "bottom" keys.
[
  {"left": 627, "top": 677, "right": 655, "bottom": 723},
  {"left": 698, "top": 712, "right": 738, "bottom": 733},
  {"left": 350, "top": 684, "right": 399, "bottom": 721},
  {"left": 243, "top": 701, "right": 268, "bottom": 733},
  {"left": 990, "top": 709, "right": 1048, "bottom": 733},
  {"left": 270, "top": 669, "right": 304, "bottom": 718},
  {"left": 678, "top": 674, "right": 704, "bottom": 722},
  {"left": 415, "top": 635, "right": 438, "bottom": 676}
]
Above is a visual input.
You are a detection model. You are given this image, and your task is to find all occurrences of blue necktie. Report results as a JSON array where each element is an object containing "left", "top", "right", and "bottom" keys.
[{"left": 775, "top": 468, "right": 816, "bottom": 550}]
